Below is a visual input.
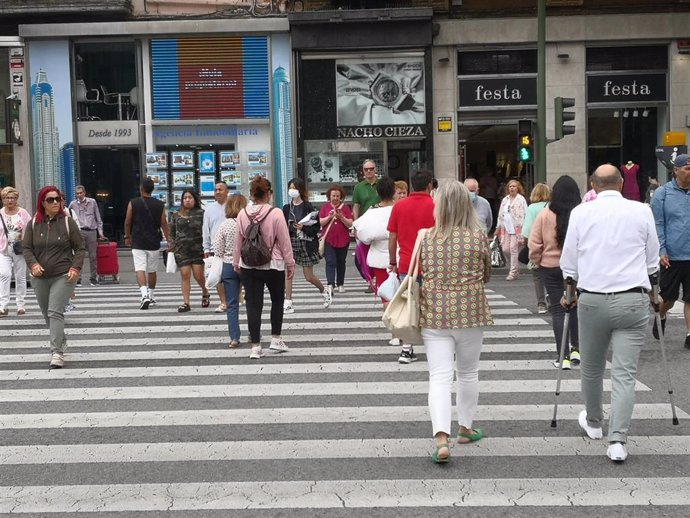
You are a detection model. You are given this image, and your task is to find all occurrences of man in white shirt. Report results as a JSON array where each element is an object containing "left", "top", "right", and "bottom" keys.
[
  {"left": 203, "top": 182, "right": 229, "bottom": 312},
  {"left": 560, "top": 164, "right": 659, "bottom": 464}
]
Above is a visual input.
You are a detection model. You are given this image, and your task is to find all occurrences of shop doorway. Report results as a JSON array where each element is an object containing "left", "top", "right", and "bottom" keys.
[
  {"left": 78, "top": 148, "right": 140, "bottom": 244},
  {"left": 387, "top": 140, "right": 426, "bottom": 184}
]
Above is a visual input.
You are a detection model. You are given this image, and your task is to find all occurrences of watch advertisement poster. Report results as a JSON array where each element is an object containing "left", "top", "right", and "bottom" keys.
[
  {"left": 306, "top": 152, "right": 340, "bottom": 184},
  {"left": 335, "top": 58, "right": 426, "bottom": 137}
]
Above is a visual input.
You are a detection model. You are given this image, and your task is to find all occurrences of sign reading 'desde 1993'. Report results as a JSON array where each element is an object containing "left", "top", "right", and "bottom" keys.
[
  {"left": 77, "top": 121, "right": 139, "bottom": 147},
  {"left": 458, "top": 77, "right": 537, "bottom": 108},
  {"left": 587, "top": 73, "right": 667, "bottom": 104}
]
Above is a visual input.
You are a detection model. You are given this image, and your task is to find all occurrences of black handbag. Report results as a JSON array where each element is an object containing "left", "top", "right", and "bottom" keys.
[{"left": 518, "top": 244, "right": 530, "bottom": 265}]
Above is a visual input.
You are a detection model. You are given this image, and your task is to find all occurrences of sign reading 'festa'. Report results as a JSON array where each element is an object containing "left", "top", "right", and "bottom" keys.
[
  {"left": 587, "top": 73, "right": 667, "bottom": 103},
  {"left": 459, "top": 77, "right": 537, "bottom": 108}
]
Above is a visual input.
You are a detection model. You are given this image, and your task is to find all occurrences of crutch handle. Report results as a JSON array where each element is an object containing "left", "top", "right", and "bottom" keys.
[
  {"left": 562, "top": 277, "right": 576, "bottom": 306},
  {"left": 649, "top": 271, "right": 661, "bottom": 311}
]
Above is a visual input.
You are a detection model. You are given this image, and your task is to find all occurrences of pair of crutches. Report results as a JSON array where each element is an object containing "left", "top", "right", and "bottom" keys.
[{"left": 551, "top": 275, "right": 679, "bottom": 427}]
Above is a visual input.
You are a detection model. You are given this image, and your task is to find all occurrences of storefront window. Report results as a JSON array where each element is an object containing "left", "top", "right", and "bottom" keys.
[
  {"left": 586, "top": 46, "right": 667, "bottom": 72},
  {"left": 0, "top": 50, "right": 15, "bottom": 189},
  {"left": 304, "top": 140, "right": 383, "bottom": 203},
  {"left": 74, "top": 42, "right": 137, "bottom": 121},
  {"left": 458, "top": 49, "right": 537, "bottom": 75}
]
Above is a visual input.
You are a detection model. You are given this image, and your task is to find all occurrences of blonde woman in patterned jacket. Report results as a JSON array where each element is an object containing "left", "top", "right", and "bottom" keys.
[
  {"left": 496, "top": 179, "right": 528, "bottom": 280},
  {"left": 419, "top": 180, "right": 494, "bottom": 464}
]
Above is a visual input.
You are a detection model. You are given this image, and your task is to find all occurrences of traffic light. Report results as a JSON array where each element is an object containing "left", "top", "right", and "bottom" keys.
[
  {"left": 555, "top": 97, "right": 575, "bottom": 140},
  {"left": 517, "top": 119, "right": 533, "bottom": 162}
]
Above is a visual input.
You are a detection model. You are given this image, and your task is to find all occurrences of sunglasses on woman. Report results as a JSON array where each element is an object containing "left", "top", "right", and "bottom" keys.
[{"left": 44, "top": 196, "right": 62, "bottom": 204}]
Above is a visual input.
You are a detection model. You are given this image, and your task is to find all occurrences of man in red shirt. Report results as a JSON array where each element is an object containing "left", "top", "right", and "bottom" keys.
[{"left": 387, "top": 169, "right": 436, "bottom": 363}]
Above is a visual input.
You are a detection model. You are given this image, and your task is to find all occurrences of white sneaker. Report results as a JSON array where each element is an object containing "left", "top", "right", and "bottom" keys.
[
  {"left": 607, "top": 442, "right": 628, "bottom": 463},
  {"left": 49, "top": 352, "right": 64, "bottom": 369},
  {"left": 389, "top": 338, "right": 401, "bottom": 346},
  {"left": 269, "top": 337, "right": 288, "bottom": 353},
  {"left": 578, "top": 410, "right": 603, "bottom": 440},
  {"left": 283, "top": 300, "right": 294, "bottom": 314},
  {"left": 322, "top": 288, "right": 332, "bottom": 309},
  {"left": 249, "top": 345, "right": 264, "bottom": 359},
  {"left": 337, "top": 285, "right": 345, "bottom": 293},
  {"left": 215, "top": 304, "right": 227, "bottom": 313}
]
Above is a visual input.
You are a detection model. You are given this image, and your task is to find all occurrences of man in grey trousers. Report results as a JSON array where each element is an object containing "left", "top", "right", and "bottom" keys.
[{"left": 560, "top": 164, "right": 660, "bottom": 463}]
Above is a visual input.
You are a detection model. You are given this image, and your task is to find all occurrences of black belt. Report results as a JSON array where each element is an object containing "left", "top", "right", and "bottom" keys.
[
  {"left": 81, "top": 228, "right": 95, "bottom": 231},
  {"left": 579, "top": 287, "right": 648, "bottom": 295}
]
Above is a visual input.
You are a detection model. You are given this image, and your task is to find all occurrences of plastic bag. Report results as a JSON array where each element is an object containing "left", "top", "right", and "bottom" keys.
[
  {"left": 204, "top": 256, "right": 223, "bottom": 289},
  {"left": 490, "top": 236, "right": 505, "bottom": 268},
  {"left": 166, "top": 252, "right": 178, "bottom": 274},
  {"left": 377, "top": 271, "right": 401, "bottom": 302}
]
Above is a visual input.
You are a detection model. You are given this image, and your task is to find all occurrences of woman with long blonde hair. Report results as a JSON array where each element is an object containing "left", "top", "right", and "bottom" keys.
[{"left": 419, "top": 180, "right": 493, "bottom": 464}]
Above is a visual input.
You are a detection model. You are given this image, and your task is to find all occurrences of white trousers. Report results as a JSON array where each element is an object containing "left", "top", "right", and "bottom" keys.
[
  {"left": 423, "top": 327, "right": 484, "bottom": 436},
  {"left": 0, "top": 251, "right": 27, "bottom": 310}
]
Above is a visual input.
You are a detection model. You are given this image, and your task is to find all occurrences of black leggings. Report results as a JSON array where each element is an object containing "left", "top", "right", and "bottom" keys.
[
  {"left": 538, "top": 266, "right": 579, "bottom": 357},
  {"left": 241, "top": 268, "right": 286, "bottom": 344}
]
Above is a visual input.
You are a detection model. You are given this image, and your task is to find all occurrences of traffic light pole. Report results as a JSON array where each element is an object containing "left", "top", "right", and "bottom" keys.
[{"left": 536, "top": 0, "right": 547, "bottom": 184}]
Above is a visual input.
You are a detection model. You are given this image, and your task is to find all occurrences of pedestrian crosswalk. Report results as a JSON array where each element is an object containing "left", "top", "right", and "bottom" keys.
[{"left": 0, "top": 277, "right": 688, "bottom": 514}]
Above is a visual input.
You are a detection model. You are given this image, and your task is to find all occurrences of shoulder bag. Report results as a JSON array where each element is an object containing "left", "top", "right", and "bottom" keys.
[
  {"left": 1, "top": 212, "right": 23, "bottom": 255},
  {"left": 318, "top": 207, "right": 338, "bottom": 258},
  {"left": 381, "top": 229, "right": 427, "bottom": 344}
]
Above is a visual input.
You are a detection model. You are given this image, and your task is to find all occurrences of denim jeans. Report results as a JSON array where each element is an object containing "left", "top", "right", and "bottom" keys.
[
  {"left": 324, "top": 243, "right": 349, "bottom": 287},
  {"left": 221, "top": 262, "right": 241, "bottom": 342}
]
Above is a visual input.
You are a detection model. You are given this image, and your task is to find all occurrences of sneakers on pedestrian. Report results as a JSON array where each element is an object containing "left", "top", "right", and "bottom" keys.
[
  {"left": 249, "top": 345, "right": 265, "bottom": 359},
  {"left": 49, "top": 353, "right": 64, "bottom": 369},
  {"left": 215, "top": 304, "right": 227, "bottom": 313},
  {"left": 364, "top": 285, "right": 374, "bottom": 294},
  {"left": 389, "top": 338, "right": 401, "bottom": 346},
  {"left": 552, "top": 359, "right": 571, "bottom": 370},
  {"left": 537, "top": 303, "right": 547, "bottom": 314},
  {"left": 0, "top": 307, "right": 8, "bottom": 317},
  {"left": 570, "top": 350, "right": 581, "bottom": 365},
  {"left": 149, "top": 298, "right": 157, "bottom": 307},
  {"left": 283, "top": 300, "right": 294, "bottom": 314},
  {"left": 685, "top": 334, "right": 690, "bottom": 350},
  {"left": 578, "top": 410, "right": 603, "bottom": 440},
  {"left": 652, "top": 316, "right": 666, "bottom": 339},
  {"left": 89, "top": 279, "right": 99, "bottom": 286},
  {"left": 322, "top": 288, "right": 332, "bottom": 309},
  {"left": 607, "top": 442, "right": 628, "bottom": 463},
  {"left": 64, "top": 303, "right": 76, "bottom": 313},
  {"left": 269, "top": 337, "right": 289, "bottom": 353},
  {"left": 337, "top": 285, "right": 346, "bottom": 294},
  {"left": 16, "top": 307, "right": 25, "bottom": 316},
  {"left": 398, "top": 348, "right": 418, "bottom": 364},
  {"left": 229, "top": 340, "right": 240, "bottom": 349},
  {"left": 140, "top": 297, "right": 151, "bottom": 310}
]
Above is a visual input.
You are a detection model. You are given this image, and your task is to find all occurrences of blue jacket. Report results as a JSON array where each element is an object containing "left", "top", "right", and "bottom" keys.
[{"left": 650, "top": 179, "right": 690, "bottom": 260}]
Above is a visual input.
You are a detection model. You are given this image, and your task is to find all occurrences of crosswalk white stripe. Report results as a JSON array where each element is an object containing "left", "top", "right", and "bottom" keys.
[
  {"left": 3, "top": 477, "right": 689, "bottom": 512},
  {"left": 0, "top": 359, "right": 596, "bottom": 381},
  {"left": 3, "top": 319, "right": 549, "bottom": 337},
  {"left": 0, "top": 379, "right": 648, "bottom": 402},
  {"left": 0, "top": 435, "right": 683, "bottom": 465},
  {"left": 2, "top": 311, "right": 539, "bottom": 328},
  {"left": 0, "top": 345, "right": 607, "bottom": 363},
  {"left": 1, "top": 404, "right": 682, "bottom": 429}
]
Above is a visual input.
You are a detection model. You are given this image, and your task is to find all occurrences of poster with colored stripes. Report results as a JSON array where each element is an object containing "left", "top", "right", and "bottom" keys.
[{"left": 151, "top": 36, "right": 269, "bottom": 120}]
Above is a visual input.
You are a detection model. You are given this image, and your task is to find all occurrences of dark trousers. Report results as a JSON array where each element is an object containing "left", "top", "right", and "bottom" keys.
[
  {"left": 538, "top": 266, "right": 579, "bottom": 358},
  {"left": 324, "top": 243, "right": 349, "bottom": 287},
  {"left": 241, "top": 268, "right": 285, "bottom": 344}
]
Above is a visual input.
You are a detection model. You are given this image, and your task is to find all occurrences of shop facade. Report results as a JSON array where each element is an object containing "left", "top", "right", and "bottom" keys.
[
  {"left": 20, "top": 18, "right": 293, "bottom": 242},
  {"left": 432, "top": 11, "right": 690, "bottom": 191},
  {"left": 289, "top": 8, "right": 433, "bottom": 203}
]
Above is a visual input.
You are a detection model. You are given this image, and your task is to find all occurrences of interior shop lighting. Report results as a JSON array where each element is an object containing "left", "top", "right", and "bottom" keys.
[
  {"left": 613, "top": 110, "right": 619, "bottom": 118},
  {"left": 633, "top": 109, "right": 639, "bottom": 117},
  {"left": 623, "top": 110, "right": 629, "bottom": 118},
  {"left": 642, "top": 109, "right": 649, "bottom": 117}
]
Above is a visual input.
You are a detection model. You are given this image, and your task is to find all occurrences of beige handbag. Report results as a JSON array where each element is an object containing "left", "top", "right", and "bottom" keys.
[
  {"left": 381, "top": 229, "right": 427, "bottom": 344},
  {"left": 318, "top": 210, "right": 337, "bottom": 258}
]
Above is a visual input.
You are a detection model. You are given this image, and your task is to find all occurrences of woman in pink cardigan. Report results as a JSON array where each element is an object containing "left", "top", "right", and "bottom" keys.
[
  {"left": 496, "top": 179, "right": 528, "bottom": 280},
  {"left": 528, "top": 175, "right": 581, "bottom": 370},
  {"left": 233, "top": 177, "right": 295, "bottom": 360},
  {"left": 0, "top": 187, "right": 33, "bottom": 316}
]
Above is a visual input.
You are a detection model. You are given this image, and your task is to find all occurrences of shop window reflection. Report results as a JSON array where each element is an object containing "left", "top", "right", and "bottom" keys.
[{"left": 73, "top": 42, "right": 137, "bottom": 121}]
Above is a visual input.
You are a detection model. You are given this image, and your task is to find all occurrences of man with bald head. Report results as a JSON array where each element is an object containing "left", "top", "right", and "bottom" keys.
[
  {"left": 560, "top": 164, "right": 660, "bottom": 463},
  {"left": 464, "top": 178, "right": 493, "bottom": 233}
]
